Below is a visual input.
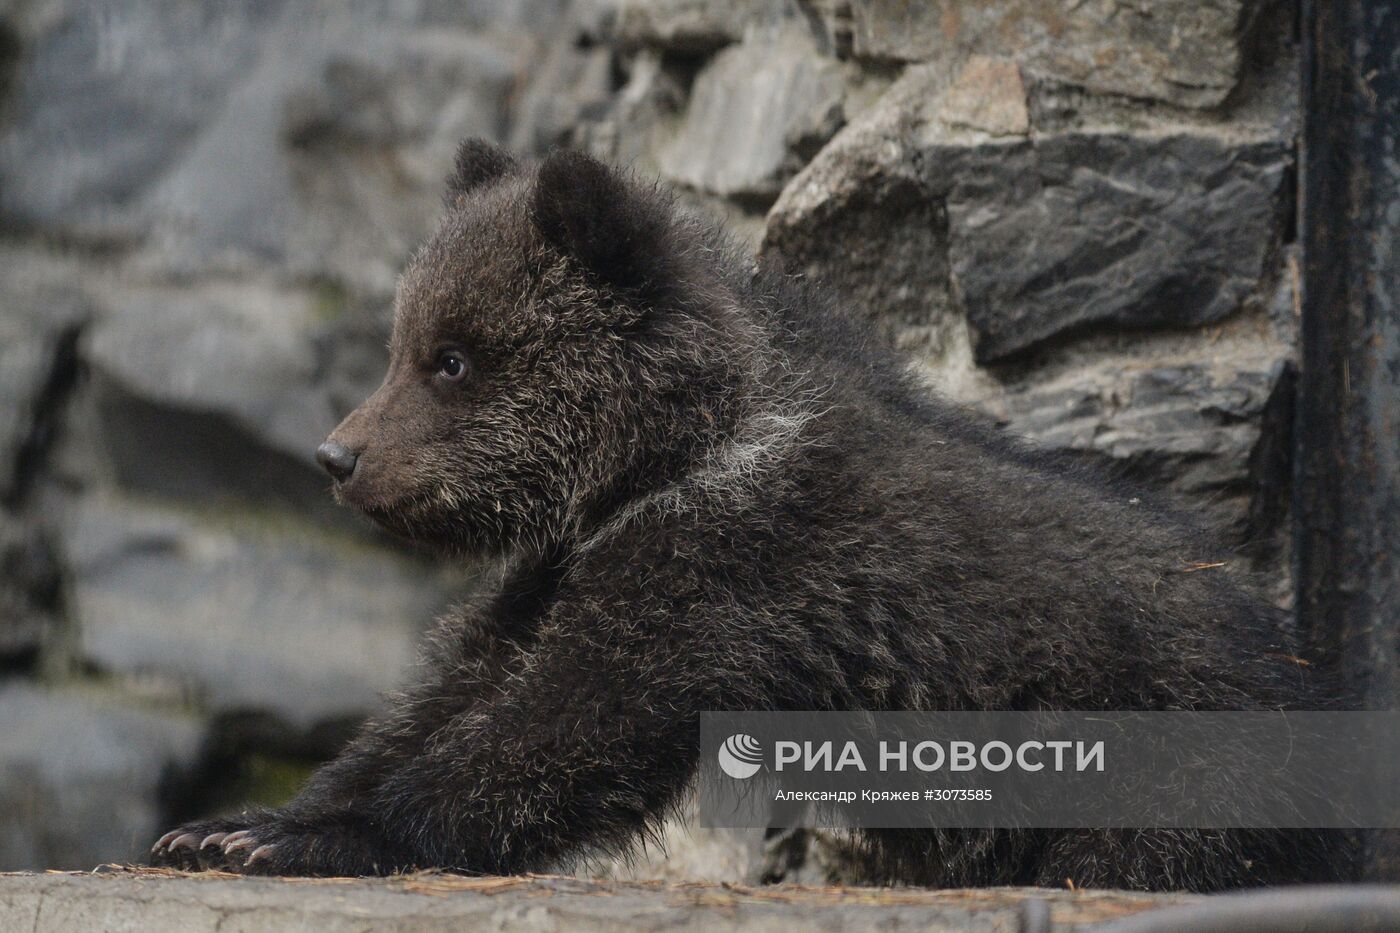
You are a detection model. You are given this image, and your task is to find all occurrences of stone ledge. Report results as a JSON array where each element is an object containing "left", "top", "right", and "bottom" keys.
[{"left": 0, "top": 867, "right": 1192, "bottom": 931}]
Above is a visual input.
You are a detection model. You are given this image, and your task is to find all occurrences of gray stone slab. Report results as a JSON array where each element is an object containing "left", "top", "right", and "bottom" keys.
[
  {"left": 84, "top": 282, "right": 335, "bottom": 468},
  {"left": 944, "top": 131, "right": 1289, "bottom": 363},
  {"left": 765, "top": 67, "right": 1292, "bottom": 364},
  {"left": 839, "top": 0, "right": 1260, "bottom": 108},
  {"left": 0, "top": 521, "right": 61, "bottom": 659},
  {"left": 0, "top": 1, "right": 288, "bottom": 241},
  {"left": 0, "top": 1, "right": 529, "bottom": 296},
  {"left": 616, "top": 0, "right": 795, "bottom": 53},
  {"left": 0, "top": 869, "right": 1195, "bottom": 931},
  {"left": 62, "top": 492, "right": 460, "bottom": 729},
  {"left": 0, "top": 686, "right": 202, "bottom": 871},
  {"left": 661, "top": 29, "right": 846, "bottom": 200},
  {"left": 0, "top": 273, "right": 89, "bottom": 503}
]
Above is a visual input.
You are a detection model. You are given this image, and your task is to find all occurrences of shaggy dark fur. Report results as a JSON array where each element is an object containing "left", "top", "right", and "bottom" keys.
[{"left": 151, "top": 141, "right": 1347, "bottom": 890}]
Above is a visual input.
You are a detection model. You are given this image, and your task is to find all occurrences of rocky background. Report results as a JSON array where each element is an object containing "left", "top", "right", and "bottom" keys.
[{"left": 0, "top": 0, "right": 1301, "bottom": 880}]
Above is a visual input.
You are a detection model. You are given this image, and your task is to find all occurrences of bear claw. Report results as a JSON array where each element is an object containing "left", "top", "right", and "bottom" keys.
[
  {"left": 246, "top": 844, "right": 277, "bottom": 866},
  {"left": 169, "top": 833, "right": 201, "bottom": 852},
  {"left": 152, "top": 829, "right": 182, "bottom": 853},
  {"left": 221, "top": 830, "right": 256, "bottom": 852},
  {"left": 200, "top": 833, "right": 228, "bottom": 851}
]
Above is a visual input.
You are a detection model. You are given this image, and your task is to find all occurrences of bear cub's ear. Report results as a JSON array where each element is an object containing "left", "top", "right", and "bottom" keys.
[
  {"left": 532, "top": 149, "right": 673, "bottom": 294},
  {"left": 447, "top": 139, "right": 517, "bottom": 198}
]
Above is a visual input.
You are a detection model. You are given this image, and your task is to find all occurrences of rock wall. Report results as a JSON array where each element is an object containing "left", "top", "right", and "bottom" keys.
[
  {"left": 0, "top": 0, "right": 1302, "bottom": 878},
  {"left": 0, "top": 0, "right": 559, "bottom": 871},
  {"left": 570, "top": 0, "right": 1302, "bottom": 585}
]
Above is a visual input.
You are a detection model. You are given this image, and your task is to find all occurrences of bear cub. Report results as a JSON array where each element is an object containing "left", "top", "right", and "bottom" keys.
[{"left": 152, "top": 140, "right": 1344, "bottom": 890}]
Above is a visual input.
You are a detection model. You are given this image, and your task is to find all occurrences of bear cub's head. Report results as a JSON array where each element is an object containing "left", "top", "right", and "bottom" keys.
[{"left": 317, "top": 140, "right": 749, "bottom": 556}]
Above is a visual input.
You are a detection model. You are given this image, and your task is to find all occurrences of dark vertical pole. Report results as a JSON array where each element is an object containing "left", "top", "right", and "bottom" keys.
[{"left": 1297, "top": 0, "right": 1400, "bottom": 881}]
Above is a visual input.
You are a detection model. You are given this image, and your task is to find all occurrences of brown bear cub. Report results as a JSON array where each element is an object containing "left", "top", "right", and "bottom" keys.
[{"left": 151, "top": 140, "right": 1344, "bottom": 890}]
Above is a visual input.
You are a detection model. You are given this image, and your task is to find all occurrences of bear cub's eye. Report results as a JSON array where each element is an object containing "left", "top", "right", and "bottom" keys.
[{"left": 436, "top": 350, "right": 469, "bottom": 383}]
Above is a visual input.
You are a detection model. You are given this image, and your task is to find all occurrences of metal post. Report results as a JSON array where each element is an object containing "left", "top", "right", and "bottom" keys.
[{"left": 1297, "top": 0, "right": 1400, "bottom": 880}]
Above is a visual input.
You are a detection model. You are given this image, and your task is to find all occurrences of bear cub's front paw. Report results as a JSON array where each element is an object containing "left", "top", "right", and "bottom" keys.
[
  {"left": 150, "top": 811, "right": 401, "bottom": 877},
  {"left": 149, "top": 814, "right": 266, "bottom": 871}
]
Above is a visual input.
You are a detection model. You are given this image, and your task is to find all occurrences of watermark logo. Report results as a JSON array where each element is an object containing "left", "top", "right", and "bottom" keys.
[
  {"left": 701, "top": 711, "right": 1400, "bottom": 829},
  {"left": 718, "top": 733, "right": 764, "bottom": 779}
]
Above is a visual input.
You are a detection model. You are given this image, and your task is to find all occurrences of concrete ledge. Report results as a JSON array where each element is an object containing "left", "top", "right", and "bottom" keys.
[{"left": 0, "top": 867, "right": 1193, "bottom": 931}]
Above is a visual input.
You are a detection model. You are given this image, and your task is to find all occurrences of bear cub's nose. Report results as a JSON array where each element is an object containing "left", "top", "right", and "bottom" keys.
[{"left": 316, "top": 441, "right": 358, "bottom": 483}]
